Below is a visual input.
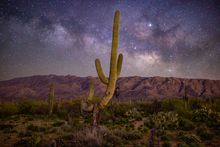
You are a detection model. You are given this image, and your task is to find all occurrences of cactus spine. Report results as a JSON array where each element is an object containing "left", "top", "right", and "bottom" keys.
[
  {"left": 48, "top": 82, "right": 54, "bottom": 115},
  {"left": 95, "top": 10, "right": 123, "bottom": 109}
]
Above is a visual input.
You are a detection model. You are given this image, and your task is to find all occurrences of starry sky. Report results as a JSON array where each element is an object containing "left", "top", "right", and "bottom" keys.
[{"left": 0, "top": 0, "right": 220, "bottom": 81}]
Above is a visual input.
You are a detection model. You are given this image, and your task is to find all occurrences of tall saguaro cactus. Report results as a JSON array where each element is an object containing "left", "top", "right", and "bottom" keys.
[
  {"left": 95, "top": 10, "right": 122, "bottom": 109},
  {"left": 48, "top": 82, "right": 55, "bottom": 115},
  {"left": 93, "top": 10, "right": 123, "bottom": 126},
  {"left": 80, "top": 10, "right": 123, "bottom": 127}
]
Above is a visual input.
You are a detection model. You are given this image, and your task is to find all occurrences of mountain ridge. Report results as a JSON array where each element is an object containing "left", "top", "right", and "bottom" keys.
[{"left": 0, "top": 75, "right": 219, "bottom": 101}]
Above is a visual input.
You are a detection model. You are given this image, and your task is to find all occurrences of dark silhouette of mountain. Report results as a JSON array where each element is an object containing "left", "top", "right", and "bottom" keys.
[{"left": 0, "top": 75, "right": 219, "bottom": 101}]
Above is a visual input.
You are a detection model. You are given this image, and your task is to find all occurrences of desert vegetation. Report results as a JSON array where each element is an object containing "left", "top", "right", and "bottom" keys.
[{"left": 0, "top": 98, "right": 220, "bottom": 146}]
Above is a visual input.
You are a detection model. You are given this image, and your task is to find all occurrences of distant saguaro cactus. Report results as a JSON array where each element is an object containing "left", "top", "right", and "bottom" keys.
[
  {"left": 184, "top": 84, "right": 189, "bottom": 109},
  {"left": 82, "top": 10, "right": 123, "bottom": 126},
  {"left": 81, "top": 79, "right": 95, "bottom": 113},
  {"left": 48, "top": 82, "right": 55, "bottom": 115}
]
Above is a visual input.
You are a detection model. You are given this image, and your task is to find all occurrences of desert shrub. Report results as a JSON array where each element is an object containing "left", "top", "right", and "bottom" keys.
[
  {"left": 111, "top": 102, "right": 133, "bottom": 117},
  {"left": 103, "top": 132, "right": 125, "bottom": 146},
  {"left": 67, "top": 117, "right": 83, "bottom": 130},
  {"left": 160, "top": 134, "right": 172, "bottom": 141},
  {"left": 19, "top": 130, "right": 32, "bottom": 137},
  {"left": 15, "top": 134, "right": 42, "bottom": 147},
  {"left": 132, "top": 101, "right": 152, "bottom": 116},
  {"left": 150, "top": 100, "right": 162, "bottom": 113},
  {"left": 192, "top": 106, "right": 220, "bottom": 126},
  {"left": 161, "top": 99, "right": 176, "bottom": 111},
  {"left": 32, "top": 101, "right": 48, "bottom": 115},
  {"left": 30, "top": 134, "right": 42, "bottom": 146},
  {"left": 177, "top": 133, "right": 201, "bottom": 146},
  {"left": 162, "top": 142, "right": 171, "bottom": 147},
  {"left": 155, "top": 129, "right": 166, "bottom": 136},
  {"left": 125, "top": 107, "right": 142, "bottom": 120},
  {"left": 56, "top": 108, "right": 68, "bottom": 119},
  {"left": 0, "top": 102, "right": 18, "bottom": 117},
  {"left": 114, "top": 129, "right": 142, "bottom": 140},
  {"left": 18, "top": 99, "right": 36, "bottom": 114},
  {"left": 145, "top": 111, "right": 179, "bottom": 130},
  {"left": 69, "top": 99, "right": 81, "bottom": 116},
  {"left": 196, "top": 126, "right": 214, "bottom": 140},
  {"left": 122, "top": 130, "right": 142, "bottom": 140},
  {"left": 1, "top": 124, "right": 17, "bottom": 133},
  {"left": 27, "top": 124, "right": 47, "bottom": 132},
  {"left": 57, "top": 100, "right": 81, "bottom": 118},
  {"left": 0, "top": 124, "right": 15, "bottom": 130},
  {"left": 176, "top": 107, "right": 192, "bottom": 119},
  {"left": 189, "top": 98, "right": 203, "bottom": 110},
  {"left": 138, "top": 126, "right": 149, "bottom": 133},
  {"left": 161, "top": 99, "right": 192, "bottom": 119},
  {"left": 52, "top": 120, "right": 65, "bottom": 127},
  {"left": 177, "top": 142, "right": 189, "bottom": 147},
  {"left": 179, "top": 117, "right": 195, "bottom": 131},
  {"left": 214, "top": 126, "right": 220, "bottom": 135},
  {"left": 100, "top": 108, "right": 113, "bottom": 124},
  {"left": 60, "top": 126, "right": 109, "bottom": 147},
  {"left": 212, "top": 99, "right": 220, "bottom": 112}
]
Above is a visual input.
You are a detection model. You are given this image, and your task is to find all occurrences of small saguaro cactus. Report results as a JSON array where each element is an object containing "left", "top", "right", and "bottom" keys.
[
  {"left": 81, "top": 79, "right": 95, "bottom": 113},
  {"left": 184, "top": 83, "right": 189, "bottom": 109},
  {"left": 81, "top": 10, "right": 123, "bottom": 127},
  {"left": 48, "top": 82, "right": 55, "bottom": 115}
]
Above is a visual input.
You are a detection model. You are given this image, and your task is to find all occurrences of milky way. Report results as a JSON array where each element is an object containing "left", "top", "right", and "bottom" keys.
[{"left": 0, "top": 0, "right": 220, "bottom": 80}]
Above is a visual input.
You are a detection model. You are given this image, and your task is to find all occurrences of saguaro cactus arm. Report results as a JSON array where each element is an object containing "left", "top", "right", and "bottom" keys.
[
  {"left": 117, "top": 53, "right": 123, "bottom": 77},
  {"left": 95, "top": 59, "right": 109, "bottom": 85}
]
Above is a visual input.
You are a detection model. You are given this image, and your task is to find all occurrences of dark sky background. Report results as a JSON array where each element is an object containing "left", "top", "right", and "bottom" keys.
[{"left": 0, "top": 0, "right": 220, "bottom": 80}]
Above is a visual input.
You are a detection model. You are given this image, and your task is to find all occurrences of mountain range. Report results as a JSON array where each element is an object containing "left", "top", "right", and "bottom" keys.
[{"left": 0, "top": 75, "right": 219, "bottom": 101}]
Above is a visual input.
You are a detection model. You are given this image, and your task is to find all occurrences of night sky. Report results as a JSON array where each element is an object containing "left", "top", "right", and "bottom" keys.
[{"left": 0, "top": 0, "right": 220, "bottom": 80}]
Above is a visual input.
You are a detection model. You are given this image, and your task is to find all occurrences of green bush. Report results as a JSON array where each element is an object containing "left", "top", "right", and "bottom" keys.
[
  {"left": 145, "top": 111, "right": 179, "bottom": 130},
  {"left": 111, "top": 102, "right": 133, "bottom": 117},
  {"left": 100, "top": 108, "right": 114, "bottom": 124},
  {"left": 214, "top": 126, "right": 220, "bottom": 135},
  {"left": 138, "top": 126, "right": 149, "bottom": 133},
  {"left": 125, "top": 107, "right": 142, "bottom": 120},
  {"left": 179, "top": 117, "right": 195, "bottom": 131},
  {"left": 160, "top": 134, "right": 172, "bottom": 141},
  {"left": 178, "top": 133, "right": 201, "bottom": 146},
  {"left": 196, "top": 126, "right": 214, "bottom": 140},
  {"left": 189, "top": 98, "right": 203, "bottom": 110},
  {"left": 114, "top": 129, "right": 142, "bottom": 140},
  {"left": 162, "top": 142, "right": 171, "bottom": 147},
  {"left": 18, "top": 99, "right": 36, "bottom": 114},
  {"left": 162, "top": 99, "right": 176, "bottom": 111},
  {"left": 192, "top": 106, "right": 220, "bottom": 126},
  {"left": 52, "top": 120, "right": 65, "bottom": 127},
  {"left": 123, "top": 130, "right": 142, "bottom": 140},
  {"left": 177, "top": 142, "right": 189, "bottom": 147},
  {"left": 103, "top": 133, "right": 124, "bottom": 146},
  {"left": 32, "top": 102, "right": 48, "bottom": 115},
  {"left": 0, "top": 102, "right": 18, "bottom": 117},
  {"left": 26, "top": 124, "right": 47, "bottom": 132}
]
